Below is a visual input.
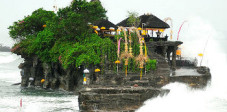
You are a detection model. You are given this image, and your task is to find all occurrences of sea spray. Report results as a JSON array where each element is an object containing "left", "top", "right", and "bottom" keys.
[{"left": 137, "top": 16, "right": 227, "bottom": 112}]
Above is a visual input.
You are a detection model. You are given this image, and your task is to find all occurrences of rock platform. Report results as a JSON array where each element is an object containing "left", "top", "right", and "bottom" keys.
[{"left": 79, "top": 86, "right": 169, "bottom": 111}]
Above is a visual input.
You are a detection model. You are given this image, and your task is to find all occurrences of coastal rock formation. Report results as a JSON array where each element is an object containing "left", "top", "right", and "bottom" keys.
[
  {"left": 15, "top": 40, "right": 213, "bottom": 111},
  {"left": 19, "top": 55, "right": 84, "bottom": 91},
  {"left": 197, "top": 66, "right": 211, "bottom": 76},
  {"left": 79, "top": 87, "right": 169, "bottom": 111}
]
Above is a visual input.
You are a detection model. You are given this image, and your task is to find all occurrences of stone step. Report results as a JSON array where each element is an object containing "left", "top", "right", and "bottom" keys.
[
  {"left": 126, "top": 80, "right": 150, "bottom": 86},
  {"left": 125, "top": 76, "right": 150, "bottom": 81},
  {"left": 156, "top": 71, "right": 171, "bottom": 75},
  {"left": 157, "top": 64, "right": 169, "bottom": 67},
  {"left": 156, "top": 71, "right": 170, "bottom": 75},
  {"left": 157, "top": 67, "right": 170, "bottom": 70},
  {"left": 157, "top": 63, "right": 169, "bottom": 66}
]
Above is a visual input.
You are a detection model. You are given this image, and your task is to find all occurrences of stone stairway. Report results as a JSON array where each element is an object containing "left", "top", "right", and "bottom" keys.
[
  {"left": 146, "top": 42, "right": 171, "bottom": 76},
  {"left": 146, "top": 42, "right": 171, "bottom": 85},
  {"left": 125, "top": 74, "right": 150, "bottom": 86},
  {"left": 97, "top": 41, "right": 172, "bottom": 88},
  {"left": 99, "top": 72, "right": 154, "bottom": 87}
]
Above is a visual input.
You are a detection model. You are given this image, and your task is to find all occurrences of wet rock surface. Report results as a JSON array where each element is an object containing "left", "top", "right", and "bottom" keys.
[
  {"left": 197, "top": 66, "right": 211, "bottom": 75},
  {"left": 79, "top": 86, "right": 169, "bottom": 111},
  {"left": 171, "top": 67, "right": 211, "bottom": 89},
  {"left": 19, "top": 56, "right": 84, "bottom": 91}
]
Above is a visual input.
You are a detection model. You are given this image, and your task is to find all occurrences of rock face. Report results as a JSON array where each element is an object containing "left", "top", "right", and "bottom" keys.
[
  {"left": 79, "top": 87, "right": 169, "bottom": 111},
  {"left": 170, "top": 75, "right": 211, "bottom": 88},
  {"left": 197, "top": 66, "right": 211, "bottom": 76},
  {"left": 170, "top": 66, "right": 211, "bottom": 89},
  {"left": 77, "top": 42, "right": 184, "bottom": 111},
  {"left": 19, "top": 56, "right": 84, "bottom": 91}
]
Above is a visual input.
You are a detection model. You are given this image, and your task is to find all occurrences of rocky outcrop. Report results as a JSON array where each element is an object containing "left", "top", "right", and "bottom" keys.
[
  {"left": 75, "top": 49, "right": 170, "bottom": 111},
  {"left": 170, "top": 66, "right": 211, "bottom": 88},
  {"left": 197, "top": 66, "right": 211, "bottom": 76},
  {"left": 19, "top": 56, "right": 84, "bottom": 91},
  {"left": 15, "top": 40, "right": 212, "bottom": 111},
  {"left": 79, "top": 86, "right": 169, "bottom": 111}
]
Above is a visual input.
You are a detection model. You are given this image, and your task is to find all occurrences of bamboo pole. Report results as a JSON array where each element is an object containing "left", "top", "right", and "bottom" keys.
[{"left": 119, "top": 27, "right": 129, "bottom": 77}]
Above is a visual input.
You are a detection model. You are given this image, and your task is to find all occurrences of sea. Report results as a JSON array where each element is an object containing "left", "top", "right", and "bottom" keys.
[{"left": 0, "top": 52, "right": 79, "bottom": 112}]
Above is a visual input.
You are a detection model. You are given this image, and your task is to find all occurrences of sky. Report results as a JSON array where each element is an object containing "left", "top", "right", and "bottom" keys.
[{"left": 0, "top": 0, "right": 227, "bottom": 54}]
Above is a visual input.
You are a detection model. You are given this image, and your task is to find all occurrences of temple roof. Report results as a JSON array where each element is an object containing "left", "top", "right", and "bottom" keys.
[
  {"left": 93, "top": 19, "right": 117, "bottom": 29},
  {"left": 117, "top": 14, "right": 170, "bottom": 29}
]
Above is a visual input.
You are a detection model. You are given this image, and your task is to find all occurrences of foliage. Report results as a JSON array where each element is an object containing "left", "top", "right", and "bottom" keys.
[
  {"left": 55, "top": 0, "right": 107, "bottom": 41},
  {"left": 9, "top": 0, "right": 111, "bottom": 69},
  {"left": 127, "top": 11, "right": 140, "bottom": 27},
  {"left": 117, "top": 31, "right": 142, "bottom": 72},
  {"left": 146, "top": 59, "right": 157, "bottom": 71},
  {"left": 8, "top": 8, "right": 56, "bottom": 41},
  {"left": 57, "top": 34, "right": 116, "bottom": 69},
  {"left": 29, "top": 30, "right": 55, "bottom": 62}
]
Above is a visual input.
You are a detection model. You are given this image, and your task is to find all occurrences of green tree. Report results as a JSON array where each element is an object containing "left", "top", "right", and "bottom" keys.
[
  {"left": 8, "top": 8, "right": 56, "bottom": 41},
  {"left": 54, "top": 0, "right": 107, "bottom": 41},
  {"left": 9, "top": 0, "right": 116, "bottom": 69},
  {"left": 127, "top": 11, "right": 140, "bottom": 27}
]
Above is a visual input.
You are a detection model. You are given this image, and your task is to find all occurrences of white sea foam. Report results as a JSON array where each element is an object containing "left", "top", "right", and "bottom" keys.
[{"left": 137, "top": 16, "right": 227, "bottom": 112}]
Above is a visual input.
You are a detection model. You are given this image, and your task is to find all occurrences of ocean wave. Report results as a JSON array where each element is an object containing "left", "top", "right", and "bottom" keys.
[{"left": 0, "top": 52, "right": 21, "bottom": 64}]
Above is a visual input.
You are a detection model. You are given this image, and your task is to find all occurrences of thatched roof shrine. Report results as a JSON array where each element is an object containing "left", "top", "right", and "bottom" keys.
[
  {"left": 117, "top": 14, "right": 170, "bottom": 29},
  {"left": 93, "top": 19, "right": 117, "bottom": 30}
]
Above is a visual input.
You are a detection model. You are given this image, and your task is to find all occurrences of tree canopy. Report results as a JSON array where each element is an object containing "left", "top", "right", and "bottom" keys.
[
  {"left": 9, "top": 0, "right": 116, "bottom": 69},
  {"left": 127, "top": 11, "right": 140, "bottom": 27},
  {"left": 8, "top": 8, "right": 56, "bottom": 40}
]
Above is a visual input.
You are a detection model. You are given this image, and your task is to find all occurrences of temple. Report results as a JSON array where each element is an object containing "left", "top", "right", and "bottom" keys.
[
  {"left": 117, "top": 14, "right": 170, "bottom": 41},
  {"left": 78, "top": 14, "right": 185, "bottom": 111},
  {"left": 8, "top": 0, "right": 212, "bottom": 111},
  {"left": 92, "top": 14, "right": 182, "bottom": 70}
]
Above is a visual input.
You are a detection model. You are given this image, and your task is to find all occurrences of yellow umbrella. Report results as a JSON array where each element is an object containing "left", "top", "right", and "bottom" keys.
[
  {"left": 95, "top": 68, "right": 101, "bottom": 72},
  {"left": 92, "top": 26, "right": 98, "bottom": 29},
  {"left": 115, "top": 60, "right": 121, "bottom": 64},
  {"left": 41, "top": 79, "right": 45, "bottom": 83},
  {"left": 198, "top": 53, "right": 203, "bottom": 57},
  {"left": 159, "top": 29, "right": 165, "bottom": 32},
  {"left": 176, "top": 50, "right": 181, "bottom": 55},
  {"left": 101, "top": 27, "right": 106, "bottom": 30}
]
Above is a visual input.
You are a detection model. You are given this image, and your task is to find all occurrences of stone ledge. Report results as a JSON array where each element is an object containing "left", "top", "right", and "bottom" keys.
[{"left": 79, "top": 87, "right": 169, "bottom": 111}]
